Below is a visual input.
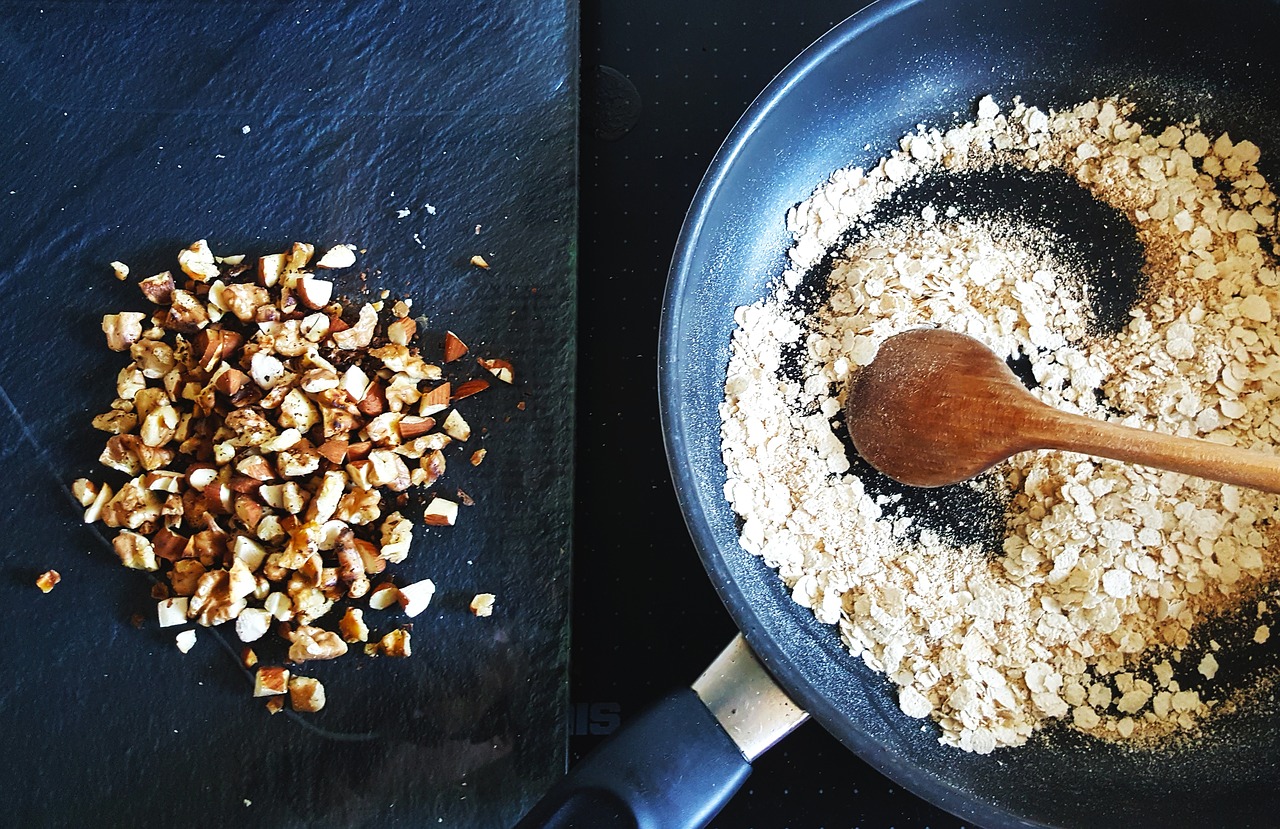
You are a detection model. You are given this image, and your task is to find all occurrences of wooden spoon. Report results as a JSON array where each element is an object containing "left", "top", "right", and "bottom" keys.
[{"left": 843, "top": 327, "right": 1280, "bottom": 492}]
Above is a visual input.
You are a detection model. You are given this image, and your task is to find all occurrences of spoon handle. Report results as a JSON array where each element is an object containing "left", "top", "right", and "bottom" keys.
[{"left": 1038, "top": 407, "right": 1280, "bottom": 494}]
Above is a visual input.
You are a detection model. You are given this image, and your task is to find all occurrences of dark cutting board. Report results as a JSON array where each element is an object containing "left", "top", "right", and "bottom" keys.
[{"left": 0, "top": 2, "right": 576, "bottom": 826}]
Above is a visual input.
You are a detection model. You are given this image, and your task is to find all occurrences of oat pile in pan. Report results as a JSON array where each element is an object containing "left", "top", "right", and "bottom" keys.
[{"left": 721, "top": 95, "right": 1280, "bottom": 752}]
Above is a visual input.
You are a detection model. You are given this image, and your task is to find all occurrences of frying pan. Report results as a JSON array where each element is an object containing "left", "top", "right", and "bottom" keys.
[{"left": 521, "top": 0, "right": 1280, "bottom": 826}]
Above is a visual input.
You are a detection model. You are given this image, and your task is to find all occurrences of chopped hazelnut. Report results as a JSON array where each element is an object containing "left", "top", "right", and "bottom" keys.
[
  {"left": 110, "top": 261, "right": 130, "bottom": 281},
  {"left": 36, "top": 570, "right": 61, "bottom": 593},
  {"left": 139, "top": 271, "right": 176, "bottom": 305}
]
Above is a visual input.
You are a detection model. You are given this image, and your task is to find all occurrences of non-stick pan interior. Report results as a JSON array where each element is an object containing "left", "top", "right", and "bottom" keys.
[{"left": 661, "top": 1, "right": 1280, "bottom": 826}]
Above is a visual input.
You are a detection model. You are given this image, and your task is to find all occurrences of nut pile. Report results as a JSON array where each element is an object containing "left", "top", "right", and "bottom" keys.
[{"left": 75, "top": 240, "right": 510, "bottom": 713}]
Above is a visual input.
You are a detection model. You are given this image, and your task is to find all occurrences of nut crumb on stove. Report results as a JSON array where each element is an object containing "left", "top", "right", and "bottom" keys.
[{"left": 74, "top": 240, "right": 517, "bottom": 713}]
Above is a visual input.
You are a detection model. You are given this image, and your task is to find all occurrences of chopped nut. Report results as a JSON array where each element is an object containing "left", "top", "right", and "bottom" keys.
[
  {"left": 287, "top": 625, "right": 349, "bottom": 663},
  {"left": 443, "top": 331, "right": 468, "bottom": 362},
  {"left": 316, "top": 244, "right": 357, "bottom": 270},
  {"left": 399, "top": 578, "right": 436, "bottom": 617},
  {"left": 332, "top": 304, "right": 378, "bottom": 350},
  {"left": 470, "top": 449, "right": 487, "bottom": 466},
  {"left": 419, "top": 450, "right": 447, "bottom": 487},
  {"left": 102, "top": 312, "right": 146, "bottom": 352},
  {"left": 386, "top": 316, "right": 416, "bottom": 346},
  {"left": 253, "top": 666, "right": 290, "bottom": 697},
  {"left": 165, "top": 289, "right": 211, "bottom": 333},
  {"left": 241, "top": 647, "right": 259, "bottom": 668},
  {"left": 368, "top": 581, "right": 401, "bottom": 610},
  {"left": 78, "top": 240, "right": 517, "bottom": 711},
  {"left": 175, "top": 629, "right": 197, "bottom": 653},
  {"left": 113, "top": 530, "right": 159, "bottom": 571},
  {"left": 297, "top": 276, "right": 334, "bottom": 310},
  {"left": 339, "top": 607, "right": 369, "bottom": 643},
  {"left": 222, "top": 283, "right": 271, "bottom": 322},
  {"left": 36, "top": 570, "right": 61, "bottom": 593},
  {"left": 419, "top": 383, "right": 451, "bottom": 416},
  {"left": 110, "top": 260, "right": 130, "bottom": 281},
  {"left": 177, "top": 239, "right": 220, "bottom": 282},
  {"left": 442, "top": 409, "right": 471, "bottom": 441},
  {"left": 235, "top": 608, "right": 273, "bottom": 643},
  {"left": 380, "top": 512, "right": 413, "bottom": 564},
  {"left": 470, "top": 593, "right": 495, "bottom": 617},
  {"left": 478, "top": 357, "right": 515, "bottom": 384},
  {"left": 377, "top": 628, "right": 412, "bottom": 657},
  {"left": 452, "top": 378, "right": 490, "bottom": 401},
  {"left": 288, "top": 675, "right": 327, "bottom": 712},
  {"left": 139, "top": 271, "right": 176, "bottom": 305},
  {"left": 71, "top": 478, "right": 99, "bottom": 507},
  {"left": 157, "top": 596, "right": 190, "bottom": 627},
  {"left": 470, "top": 254, "right": 490, "bottom": 269},
  {"left": 422, "top": 497, "right": 458, "bottom": 527}
]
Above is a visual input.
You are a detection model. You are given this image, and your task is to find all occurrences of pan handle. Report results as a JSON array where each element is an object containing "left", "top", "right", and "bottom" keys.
[{"left": 514, "top": 635, "right": 809, "bottom": 829}]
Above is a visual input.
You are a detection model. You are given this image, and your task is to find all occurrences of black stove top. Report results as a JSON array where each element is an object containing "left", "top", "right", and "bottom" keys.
[{"left": 574, "top": 2, "right": 968, "bottom": 826}]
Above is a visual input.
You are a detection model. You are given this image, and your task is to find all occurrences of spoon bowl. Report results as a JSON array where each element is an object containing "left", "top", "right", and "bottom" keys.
[{"left": 844, "top": 328, "right": 1280, "bottom": 493}]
